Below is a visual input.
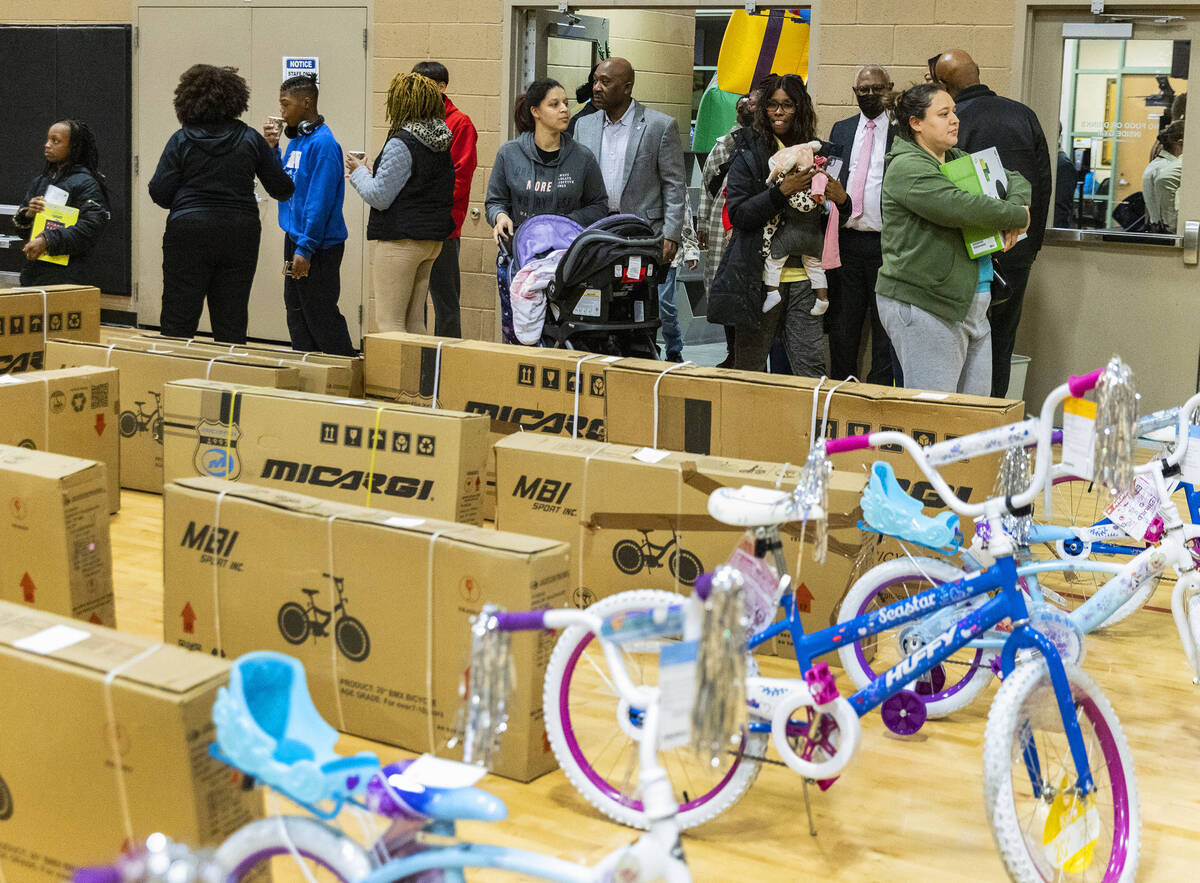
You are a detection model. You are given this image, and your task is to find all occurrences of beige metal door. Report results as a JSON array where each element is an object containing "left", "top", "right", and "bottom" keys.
[
  {"left": 1019, "top": 8, "right": 1200, "bottom": 408},
  {"left": 135, "top": 3, "right": 367, "bottom": 345}
]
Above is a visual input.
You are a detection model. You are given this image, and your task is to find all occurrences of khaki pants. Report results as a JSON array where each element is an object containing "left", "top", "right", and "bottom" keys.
[{"left": 369, "top": 239, "right": 443, "bottom": 334}]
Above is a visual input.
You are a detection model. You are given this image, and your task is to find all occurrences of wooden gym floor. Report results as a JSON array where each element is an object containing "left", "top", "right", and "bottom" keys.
[{"left": 111, "top": 488, "right": 1200, "bottom": 881}]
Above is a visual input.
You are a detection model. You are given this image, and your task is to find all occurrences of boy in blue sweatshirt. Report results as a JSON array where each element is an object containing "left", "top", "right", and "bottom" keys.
[{"left": 264, "top": 75, "right": 356, "bottom": 355}]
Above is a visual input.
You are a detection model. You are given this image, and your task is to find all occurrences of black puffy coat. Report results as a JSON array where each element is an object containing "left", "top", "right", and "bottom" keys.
[{"left": 13, "top": 166, "right": 110, "bottom": 286}]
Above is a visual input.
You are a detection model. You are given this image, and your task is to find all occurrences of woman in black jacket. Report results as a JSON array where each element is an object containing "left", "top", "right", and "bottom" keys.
[
  {"left": 149, "top": 64, "right": 294, "bottom": 343},
  {"left": 708, "top": 74, "right": 850, "bottom": 375},
  {"left": 13, "top": 119, "right": 110, "bottom": 287}
]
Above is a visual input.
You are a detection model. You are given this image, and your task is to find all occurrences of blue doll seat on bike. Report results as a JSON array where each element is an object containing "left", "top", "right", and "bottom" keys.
[
  {"left": 210, "top": 651, "right": 381, "bottom": 818},
  {"left": 859, "top": 462, "right": 962, "bottom": 551}
]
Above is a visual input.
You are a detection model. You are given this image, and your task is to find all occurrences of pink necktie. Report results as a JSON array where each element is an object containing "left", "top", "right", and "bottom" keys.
[{"left": 849, "top": 119, "right": 875, "bottom": 220}]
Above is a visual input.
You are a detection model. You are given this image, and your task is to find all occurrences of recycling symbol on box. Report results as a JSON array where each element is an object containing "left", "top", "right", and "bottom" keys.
[{"left": 72, "top": 392, "right": 86, "bottom": 412}]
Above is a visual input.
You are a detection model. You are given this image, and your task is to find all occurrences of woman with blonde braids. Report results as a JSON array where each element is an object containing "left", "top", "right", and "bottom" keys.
[{"left": 347, "top": 72, "right": 454, "bottom": 333}]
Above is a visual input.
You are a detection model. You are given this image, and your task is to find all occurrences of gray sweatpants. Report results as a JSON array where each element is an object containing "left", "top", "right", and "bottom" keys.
[
  {"left": 733, "top": 280, "right": 825, "bottom": 376},
  {"left": 876, "top": 290, "right": 992, "bottom": 395}
]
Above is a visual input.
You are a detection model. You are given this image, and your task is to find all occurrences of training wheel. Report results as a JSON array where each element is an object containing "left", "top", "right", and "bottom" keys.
[{"left": 881, "top": 689, "right": 927, "bottom": 735}]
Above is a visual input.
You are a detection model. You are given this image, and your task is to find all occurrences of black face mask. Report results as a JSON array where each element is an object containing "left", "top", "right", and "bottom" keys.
[{"left": 856, "top": 93, "right": 886, "bottom": 120}]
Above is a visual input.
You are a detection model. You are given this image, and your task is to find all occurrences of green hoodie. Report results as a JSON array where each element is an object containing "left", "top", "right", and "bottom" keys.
[{"left": 877, "top": 137, "right": 1030, "bottom": 322}]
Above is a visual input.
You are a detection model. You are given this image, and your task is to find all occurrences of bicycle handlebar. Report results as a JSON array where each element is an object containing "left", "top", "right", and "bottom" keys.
[
  {"left": 491, "top": 609, "right": 549, "bottom": 632},
  {"left": 72, "top": 869, "right": 121, "bottom": 883},
  {"left": 1067, "top": 369, "right": 1103, "bottom": 398}
]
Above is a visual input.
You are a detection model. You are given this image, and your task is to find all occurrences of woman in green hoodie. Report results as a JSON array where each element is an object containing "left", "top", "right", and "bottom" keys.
[{"left": 876, "top": 84, "right": 1030, "bottom": 395}]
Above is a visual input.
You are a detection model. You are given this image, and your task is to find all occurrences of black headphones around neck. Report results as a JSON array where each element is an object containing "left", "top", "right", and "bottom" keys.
[{"left": 286, "top": 115, "right": 325, "bottom": 139}]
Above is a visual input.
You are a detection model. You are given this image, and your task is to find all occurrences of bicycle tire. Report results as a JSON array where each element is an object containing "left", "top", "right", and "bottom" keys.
[
  {"left": 336, "top": 615, "right": 371, "bottom": 662},
  {"left": 0, "top": 774, "right": 12, "bottom": 821},
  {"left": 611, "top": 540, "right": 644, "bottom": 575},
  {"left": 1188, "top": 594, "right": 1200, "bottom": 675},
  {"left": 544, "top": 589, "right": 766, "bottom": 831},
  {"left": 216, "top": 815, "right": 374, "bottom": 881},
  {"left": 277, "top": 603, "right": 310, "bottom": 645},
  {"left": 118, "top": 411, "right": 138, "bottom": 439},
  {"left": 837, "top": 557, "right": 994, "bottom": 719},
  {"left": 668, "top": 549, "right": 703, "bottom": 586},
  {"left": 151, "top": 416, "right": 165, "bottom": 446},
  {"left": 983, "top": 661, "right": 1140, "bottom": 883}
]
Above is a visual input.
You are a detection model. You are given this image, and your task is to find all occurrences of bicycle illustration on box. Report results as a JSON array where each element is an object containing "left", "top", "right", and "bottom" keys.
[
  {"left": 118, "top": 390, "right": 164, "bottom": 445},
  {"left": 277, "top": 574, "right": 371, "bottom": 662},
  {"left": 0, "top": 772, "right": 12, "bottom": 821},
  {"left": 611, "top": 528, "right": 703, "bottom": 585}
]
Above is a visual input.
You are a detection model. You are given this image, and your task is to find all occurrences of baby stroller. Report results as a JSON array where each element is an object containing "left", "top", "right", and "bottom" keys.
[{"left": 497, "top": 214, "right": 663, "bottom": 358}]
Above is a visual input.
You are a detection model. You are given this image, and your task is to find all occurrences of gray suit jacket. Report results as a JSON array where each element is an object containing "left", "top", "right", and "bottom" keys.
[{"left": 574, "top": 98, "right": 687, "bottom": 242}]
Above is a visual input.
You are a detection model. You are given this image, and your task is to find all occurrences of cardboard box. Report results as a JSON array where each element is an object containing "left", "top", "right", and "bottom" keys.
[
  {"left": 363, "top": 333, "right": 612, "bottom": 516},
  {"left": 603, "top": 362, "right": 1024, "bottom": 519},
  {"left": 0, "top": 444, "right": 114, "bottom": 626},
  {"left": 98, "top": 331, "right": 357, "bottom": 397},
  {"left": 163, "top": 379, "right": 489, "bottom": 524},
  {"left": 104, "top": 328, "right": 365, "bottom": 397},
  {"left": 941, "top": 147, "right": 1023, "bottom": 258},
  {"left": 0, "top": 601, "right": 263, "bottom": 880},
  {"left": 0, "top": 284, "right": 100, "bottom": 375},
  {"left": 494, "top": 434, "right": 868, "bottom": 657},
  {"left": 162, "top": 477, "right": 570, "bottom": 782},
  {"left": 44, "top": 339, "right": 301, "bottom": 492},
  {"left": 0, "top": 366, "right": 121, "bottom": 512}
]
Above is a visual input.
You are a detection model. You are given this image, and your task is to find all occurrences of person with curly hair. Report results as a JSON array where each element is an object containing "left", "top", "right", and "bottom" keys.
[
  {"left": 149, "top": 64, "right": 293, "bottom": 344},
  {"left": 263, "top": 74, "right": 356, "bottom": 354},
  {"left": 13, "top": 119, "right": 111, "bottom": 287},
  {"left": 346, "top": 72, "right": 454, "bottom": 334}
]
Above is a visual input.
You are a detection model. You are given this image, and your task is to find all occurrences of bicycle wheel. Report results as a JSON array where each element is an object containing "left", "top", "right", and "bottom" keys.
[
  {"left": 1031, "top": 476, "right": 1155, "bottom": 626},
  {"left": 118, "top": 411, "right": 138, "bottom": 438},
  {"left": 837, "top": 557, "right": 994, "bottom": 719},
  {"left": 611, "top": 540, "right": 644, "bottom": 575},
  {"left": 668, "top": 549, "right": 703, "bottom": 586},
  {"left": 983, "top": 661, "right": 1139, "bottom": 883},
  {"left": 277, "top": 603, "right": 310, "bottom": 645},
  {"left": 336, "top": 616, "right": 371, "bottom": 662},
  {"left": 0, "top": 774, "right": 12, "bottom": 821},
  {"left": 216, "top": 815, "right": 374, "bottom": 881},
  {"left": 544, "top": 589, "right": 766, "bottom": 831}
]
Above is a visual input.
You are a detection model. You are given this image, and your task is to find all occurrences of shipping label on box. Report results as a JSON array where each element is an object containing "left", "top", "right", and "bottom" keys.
[
  {"left": 0, "top": 366, "right": 121, "bottom": 512},
  {"left": 162, "top": 477, "right": 570, "bottom": 782},
  {"left": 0, "top": 285, "right": 100, "bottom": 375},
  {"left": 0, "top": 444, "right": 114, "bottom": 626},
  {"left": 363, "top": 333, "right": 612, "bottom": 516},
  {"left": 45, "top": 339, "right": 301, "bottom": 492},
  {"left": 0, "top": 602, "right": 262, "bottom": 880},
  {"left": 163, "top": 379, "right": 489, "bottom": 524},
  {"left": 494, "top": 434, "right": 867, "bottom": 657},
  {"left": 603, "top": 363, "right": 1023, "bottom": 522}
]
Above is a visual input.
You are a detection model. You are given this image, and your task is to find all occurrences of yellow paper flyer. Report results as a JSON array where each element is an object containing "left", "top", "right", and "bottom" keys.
[{"left": 30, "top": 204, "right": 80, "bottom": 266}]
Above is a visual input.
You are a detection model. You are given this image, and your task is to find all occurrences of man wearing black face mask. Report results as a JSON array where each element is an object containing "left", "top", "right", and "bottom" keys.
[{"left": 825, "top": 64, "right": 896, "bottom": 385}]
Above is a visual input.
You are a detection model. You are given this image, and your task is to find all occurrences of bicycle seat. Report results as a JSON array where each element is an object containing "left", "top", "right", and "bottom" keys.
[
  {"left": 859, "top": 462, "right": 961, "bottom": 551},
  {"left": 301, "top": 588, "right": 321, "bottom": 597},
  {"left": 707, "top": 485, "right": 820, "bottom": 527},
  {"left": 210, "top": 652, "right": 380, "bottom": 818},
  {"left": 367, "top": 759, "right": 507, "bottom": 823},
  {"left": 133, "top": 401, "right": 145, "bottom": 407}
]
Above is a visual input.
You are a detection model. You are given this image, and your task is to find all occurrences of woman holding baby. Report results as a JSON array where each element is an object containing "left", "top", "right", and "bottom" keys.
[{"left": 707, "top": 73, "right": 850, "bottom": 375}]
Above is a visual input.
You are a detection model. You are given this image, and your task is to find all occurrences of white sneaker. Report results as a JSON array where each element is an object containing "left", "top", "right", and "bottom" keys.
[
  {"left": 762, "top": 289, "right": 782, "bottom": 312},
  {"left": 810, "top": 298, "right": 830, "bottom": 317}
]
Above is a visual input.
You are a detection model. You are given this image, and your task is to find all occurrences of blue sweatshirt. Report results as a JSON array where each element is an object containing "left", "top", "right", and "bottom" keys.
[{"left": 278, "top": 122, "right": 348, "bottom": 258}]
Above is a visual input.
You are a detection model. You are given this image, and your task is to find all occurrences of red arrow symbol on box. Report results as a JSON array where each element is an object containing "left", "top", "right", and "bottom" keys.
[
  {"left": 20, "top": 572, "right": 36, "bottom": 603},
  {"left": 89, "top": 613, "right": 103, "bottom": 625},
  {"left": 795, "top": 582, "right": 813, "bottom": 614},
  {"left": 95, "top": 413, "right": 106, "bottom": 436},
  {"left": 182, "top": 602, "right": 196, "bottom": 634}
]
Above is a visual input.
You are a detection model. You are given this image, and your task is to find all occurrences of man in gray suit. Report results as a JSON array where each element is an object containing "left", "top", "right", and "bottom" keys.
[{"left": 574, "top": 57, "right": 688, "bottom": 359}]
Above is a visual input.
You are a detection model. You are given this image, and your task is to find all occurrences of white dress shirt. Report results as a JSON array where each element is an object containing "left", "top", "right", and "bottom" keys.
[
  {"left": 845, "top": 110, "right": 889, "bottom": 233},
  {"left": 600, "top": 104, "right": 635, "bottom": 212}
]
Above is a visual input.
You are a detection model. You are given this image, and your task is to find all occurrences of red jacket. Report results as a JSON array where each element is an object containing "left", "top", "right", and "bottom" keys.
[{"left": 444, "top": 95, "right": 478, "bottom": 239}]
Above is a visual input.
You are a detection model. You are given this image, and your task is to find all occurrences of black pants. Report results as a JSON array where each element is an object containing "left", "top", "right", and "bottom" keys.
[
  {"left": 161, "top": 214, "right": 260, "bottom": 343},
  {"left": 283, "top": 236, "right": 356, "bottom": 356},
  {"left": 427, "top": 236, "right": 462, "bottom": 337},
  {"left": 988, "top": 256, "right": 1033, "bottom": 398},
  {"left": 827, "top": 228, "right": 893, "bottom": 385}
]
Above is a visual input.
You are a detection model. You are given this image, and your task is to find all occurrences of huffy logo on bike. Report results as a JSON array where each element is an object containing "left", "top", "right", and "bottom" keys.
[
  {"left": 883, "top": 622, "right": 958, "bottom": 691},
  {"left": 277, "top": 574, "right": 371, "bottom": 662},
  {"left": 0, "top": 771, "right": 12, "bottom": 821},
  {"left": 875, "top": 593, "right": 938, "bottom": 624},
  {"left": 193, "top": 419, "right": 243, "bottom": 480}
]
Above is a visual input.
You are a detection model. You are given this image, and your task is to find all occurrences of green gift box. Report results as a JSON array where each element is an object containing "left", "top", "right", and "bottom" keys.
[{"left": 940, "top": 147, "right": 1012, "bottom": 258}]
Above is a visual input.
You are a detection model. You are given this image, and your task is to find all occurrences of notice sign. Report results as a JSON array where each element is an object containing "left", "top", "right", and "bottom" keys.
[{"left": 283, "top": 56, "right": 319, "bottom": 85}]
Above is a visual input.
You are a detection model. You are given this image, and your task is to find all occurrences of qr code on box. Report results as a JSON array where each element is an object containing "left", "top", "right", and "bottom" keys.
[{"left": 91, "top": 384, "right": 108, "bottom": 409}]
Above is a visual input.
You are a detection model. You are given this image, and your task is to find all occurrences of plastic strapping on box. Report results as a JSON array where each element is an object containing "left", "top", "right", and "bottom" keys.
[
  {"left": 103, "top": 343, "right": 117, "bottom": 366},
  {"left": 102, "top": 643, "right": 163, "bottom": 843},
  {"left": 570, "top": 353, "right": 603, "bottom": 439},
  {"left": 29, "top": 288, "right": 48, "bottom": 351},
  {"left": 210, "top": 488, "right": 232, "bottom": 658},
  {"left": 225, "top": 391, "right": 241, "bottom": 477},
  {"left": 651, "top": 360, "right": 695, "bottom": 449},
  {"left": 430, "top": 340, "right": 446, "bottom": 408},
  {"left": 325, "top": 515, "right": 347, "bottom": 731},
  {"left": 363, "top": 405, "right": 387, "bottom": 509},
  {"left": 425, "top": 528, "right": 451, "bottom": 754},
  {"left": 672, "top": 461, "right": 685, "bottom": 593},
  {"left": 205, "top": 358, "right": 218, "bottom": 380},
  {"left": 808, "top": 377, "right": 827, "bottom": 442},
  {"left": 577, "top": 449, "right": 600, "bottom": 592},
  {"left": 818, "top": 377, "right": 853, "bottom": 443},
  {"left": 774, "top": 462, "right": 793, "bottom": 489}
]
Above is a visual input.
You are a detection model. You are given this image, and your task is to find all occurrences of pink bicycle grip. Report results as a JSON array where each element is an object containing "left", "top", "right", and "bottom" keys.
[
  {"left": 1068, "top": 369, "right": 1102, "bottom": 397},
  {"left": 492, "top": 610, "right": 548, "bottom": 631},
  {"left": 825, "top": 434, "right": 872, "bottom": 454}
]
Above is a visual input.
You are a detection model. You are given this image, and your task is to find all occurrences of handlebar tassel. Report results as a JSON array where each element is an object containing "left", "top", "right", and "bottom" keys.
[
  {"left": 450, "top": 604, "right": 514, "bottom": 768},
  {"left": 796, "top": 444, "right": 833, "bottom": 563},
  {"left": 691, "top": 565, "right": 749, "bottom": 768},
  {"left": 1093, "top": 356, "right": 1138, "bottom": 497},
  {"left": 993, "top": 445, "right": 1033, "bottom": 545}
]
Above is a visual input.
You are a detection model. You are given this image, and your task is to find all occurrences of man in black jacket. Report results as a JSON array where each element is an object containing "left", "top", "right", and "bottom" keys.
[{"left": 935, "top": 50, "right": 1052, "bottom": 398}]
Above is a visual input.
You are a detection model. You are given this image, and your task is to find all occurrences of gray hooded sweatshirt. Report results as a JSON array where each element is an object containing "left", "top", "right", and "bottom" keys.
[{"left": 485, "top": 131, "right": 609, "bottom": 231}]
